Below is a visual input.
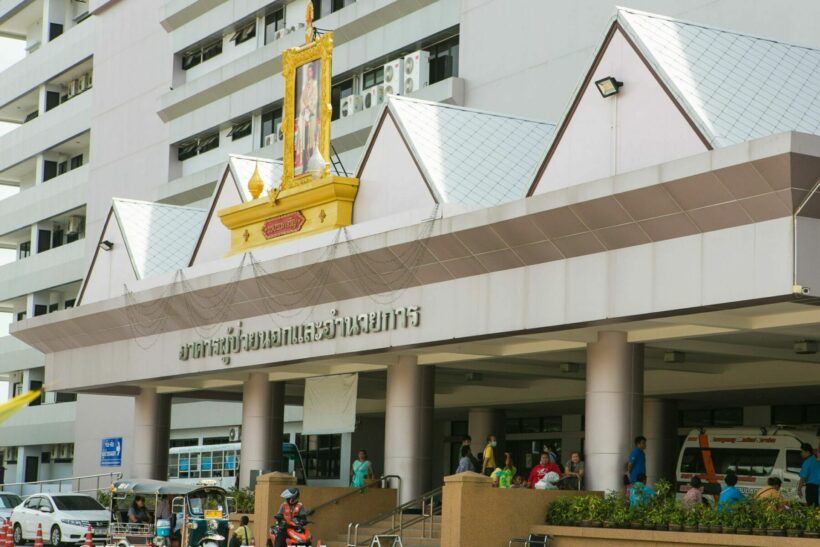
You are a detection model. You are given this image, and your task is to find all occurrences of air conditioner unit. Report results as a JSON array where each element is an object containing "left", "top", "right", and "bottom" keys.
[
  {"left": 403, "top": 50, "right": 430, "bottom": 94},
  {"left": 50, "top": 445, "right": 60, "bottom": 461},
  {"left": 67, "top": 215, "right": 82, "bottom": 235},
  {"left": 59, "top": 444, "right": 72, "bottom": 459},
  {"left": 228, "top": 426, "right": 241, "bottom": 442},
  {"left": 383, "top": 59, "right": 404, "bottom": 96},
  {"left": 362, "top": 85, "right": 385, "bottom": 110},
  {"left": 77, "top": 74, "right": 88, "bottom": 93},
  {"left": 86, "top": 71, "right": 93, "bottom": 88},
  {"left": 285, "top": 25, "right": 296, "bottom": 34},
  {"left": 264, "top": 133, "right": 275, "bottom": 147},
  {"left": 274, "top": 29, "right": 286, "bottom": 41},
  {"left": 275, "top": 121, "right": 284, "bottom": 142},
  {"left": 67, "top": 79, "right": 78, "bottom": 98},
  {"left": 340, "top": 94, "right": 362, "bottom": 118}
]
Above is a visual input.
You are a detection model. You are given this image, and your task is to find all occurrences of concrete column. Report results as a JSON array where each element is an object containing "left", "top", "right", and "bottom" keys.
[
  {"left": 384, "top": 356, "right": 434, "bottom": 503},
  {"left": 643, "top": 398, "right": 677, "bottom": 485},
  {"left": 133, "top": 387, "right": 171, "bottom": 480},
  {"left": 584, "top": 331, "right": 644, "bottom": 492},
  {"left": 239, "top": 374, "right": 285, "bottom": 488},
  {"left": 468, "top": 407, "right": 505, "bottom": 465},
  {"left": 270, "top": 381, "right": 285, "bottom": 473}
]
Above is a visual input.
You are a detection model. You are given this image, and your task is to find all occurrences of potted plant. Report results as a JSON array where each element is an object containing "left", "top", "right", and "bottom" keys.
[
  {"left": 783, "top": 504, "right": 805, "bottom": 538},
  {"left": 683, "top": 504, "right": 700, "bottom": 533},
  {"left": 629, "top": 504, "right": 645, "bottom": 530},
  {"left": 668, "top": 502, "right": 684, "bottom": 532},
  {"left": 545, "top": 496, "right": 571, "bottom": 525},
  {"left": 718, "top": 504, "right": 736, "bottom": 534},
  {"left": 611, "top": 500, "right": 631, "bottom": 529},
  {"left": 764, "top": 502, "right": 786, "bottom": 537},
  {"left": 697, "top": 506, "right": 717, "bottom": 533},
  {"left": 732, "top": 501, "right": 754, "bottom": 535},
  {"left": 804, "top": 507, "right": 820, "bottom": 539}
]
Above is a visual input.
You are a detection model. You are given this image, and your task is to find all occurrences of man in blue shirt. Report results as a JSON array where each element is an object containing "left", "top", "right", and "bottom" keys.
[
  {"left": 718, "top": 473, "right": 745, "bottom": 512},
  {"left": 627, "top": 436, "right": 647, "bottom": 484},
  {"left": 808, "top": 446, "right": 820, "bottom": 507},
  {"left": 798, "top": 443, "right": 818, "bottom": 506}
]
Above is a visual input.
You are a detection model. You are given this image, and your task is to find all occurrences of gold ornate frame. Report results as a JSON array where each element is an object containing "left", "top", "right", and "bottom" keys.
[{"left": 280, "top": 32, "right": 333, "bottom": 190}]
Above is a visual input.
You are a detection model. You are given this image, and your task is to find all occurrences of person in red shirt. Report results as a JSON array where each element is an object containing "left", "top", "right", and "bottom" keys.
[{"left": 528, "top": 452, "right": 562, "bottom": 488}]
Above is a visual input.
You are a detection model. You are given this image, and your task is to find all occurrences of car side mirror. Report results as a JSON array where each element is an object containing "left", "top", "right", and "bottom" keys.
[{"left": 40, "top": 507, "right": 52, "bottom": 513}]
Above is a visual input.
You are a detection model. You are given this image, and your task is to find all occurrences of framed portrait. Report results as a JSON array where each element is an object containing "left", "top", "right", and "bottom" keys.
[{"left": 281, "top": 33, "right": 333, "bottom": 189}]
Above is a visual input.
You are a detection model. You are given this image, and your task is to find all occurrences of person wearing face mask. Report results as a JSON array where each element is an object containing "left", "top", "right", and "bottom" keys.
[{"left": 481, "top": 435, "right": 498, "bottom": 476}]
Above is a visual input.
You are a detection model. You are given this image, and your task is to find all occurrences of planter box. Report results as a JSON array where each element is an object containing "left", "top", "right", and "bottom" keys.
[{"left": 534, "top": 525, "right": 820, "bottom": 546}]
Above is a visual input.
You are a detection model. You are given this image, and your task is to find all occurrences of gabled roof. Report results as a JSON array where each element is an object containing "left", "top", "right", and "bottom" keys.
[
  {"left": 363, "top": 95, "right": 555, "bottom": 208},
  {"left": 227, "top": 154, "right": 284, "bottom": 201},
  {"left": 112, "top": 198, "right": 207, "bottom": 279},
  {"left": 618, "top": 7, "right": 820, "bottom": 147}
]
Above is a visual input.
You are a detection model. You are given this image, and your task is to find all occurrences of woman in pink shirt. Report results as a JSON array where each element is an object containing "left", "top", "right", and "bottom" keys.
[{"left": 682, "top": 476, "right": 704, "bottom": 509}]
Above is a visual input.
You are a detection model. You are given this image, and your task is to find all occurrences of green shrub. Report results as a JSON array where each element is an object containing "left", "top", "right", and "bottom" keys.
[
  {"left": 228, "top": 487, "right": 255, "bottom": 514},
  {"left": 96, "top": 489, "right": 112, "bottom": 508}
]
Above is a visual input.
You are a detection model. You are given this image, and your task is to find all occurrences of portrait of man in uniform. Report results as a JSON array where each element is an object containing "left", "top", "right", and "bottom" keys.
[{"left": 294, "top": 59, "right": 321, "bottom": 175}]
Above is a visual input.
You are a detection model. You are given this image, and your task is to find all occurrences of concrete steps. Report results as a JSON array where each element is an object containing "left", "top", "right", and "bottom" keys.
[{"left": 325, "top": 514, "right": 441, "bottom": 547}]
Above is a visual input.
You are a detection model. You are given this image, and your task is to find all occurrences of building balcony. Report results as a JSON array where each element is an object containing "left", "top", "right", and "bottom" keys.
[
  {"left": 0, "top": 400, "right": 76, "bottom": 446},
  {"left": 0, "top": 15, "right": 93, "bottom": 111},
  {"left": 0, "top": 88, "right": 92, "bottom": 173},
  {"left": 161, "top": 0, "right": 226, "bottom": 32},
  {"left": 0, "top": 165, "right": 88, "bottom": 237},
  {"left": 0, "top": 239, "right": 85, "bottom": 303},
  {"left": 0, "top": 335, "right": 42, "bottom": 375},
  {"left": 158, "top": 0, "right": 452, "bottom": 123}
]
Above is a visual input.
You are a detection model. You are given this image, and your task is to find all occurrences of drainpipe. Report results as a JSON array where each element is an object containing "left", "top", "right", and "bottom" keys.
[{"left": 792, "top": 177, "right": 820, "bottom": 295}]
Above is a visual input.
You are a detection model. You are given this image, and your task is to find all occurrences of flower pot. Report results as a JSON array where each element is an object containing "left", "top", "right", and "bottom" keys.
[
  {"left": 752, "top": 528, "right": 767, "bottom": 536},
  {"left": 804, "top": 531, "right": 820, "bottom": 538},
  {"left": 683, "top": 525, "right": 697, "bottom": 533},
  {"left": 736, "top": 528, "right": 751, "bottom": 535},
  {"left": 767, "top": 528, "right": 785, "bottom": 537},
  {"left": 786, "top": 529, "right": 802, "bottom": 538},
  {"left": 630, "top": 522, "right": 643, "bottom": 530},
  {"left": 580, "top": 520, "right": 592, "bottom": 527},
  {"left": 603, "top": 521, "right": 616, "bottom": 529},
  {"left": 710, "top": 525, "right": 722, "bottom": 534},
  {"left": 722, "top": 527, "right": 736, "bottom": 534},
  {"left": 589, "top": 521, "right": 602, "bottom": 528},
  {"left": 698, "top": 524, "right": 711, "bottom": 533},
  {"left": 655, "top": 523, "right": 669, "bottom": 531},
  {"left": 668, "top": 524, "right": 683, "bottom": 532}
]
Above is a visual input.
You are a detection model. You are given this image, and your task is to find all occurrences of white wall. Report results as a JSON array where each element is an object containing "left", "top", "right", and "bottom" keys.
[
  {"left": 78, "top": 214, "right": 137, "bottom": 304},
  {"left": 534, "top": 29, "right": 706, "bottom": 194},
  {"left": 190, "top": 171, "right": 242, "bottom": 265}
]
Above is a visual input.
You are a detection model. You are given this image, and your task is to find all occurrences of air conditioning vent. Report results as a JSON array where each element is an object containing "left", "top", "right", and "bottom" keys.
[
  {"left": 403, "top": 50, "right": 430, "bottom": 94},
  {"left": 383, "top": 59, "right": 404, "bottom": 96},
  {"left": 362, "top": 85, "right": 385, "bottom": 110},
  {"left": 340, "top": 95, "right": 362, "bottom": 118},
  {"left": 228, "top": 427, "right": 241, "bottom": 442},
  {"left": 67, "top": 215, "right": 82, "bottom": 235}
]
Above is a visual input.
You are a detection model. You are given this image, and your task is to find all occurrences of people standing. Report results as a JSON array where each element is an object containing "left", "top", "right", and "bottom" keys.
[
  {"left": 798, "top": 443, "right": 816, "bottom": 505},
  {"left": 543, "top": 444, "right": 559, "bottom": 466},
  {"left": 462, "top": 435, "right": 480, "bottom": 470},
  {"left": 456, "top": 445, "right": 475, "bottom": 473},
  {"left": 527, "top": 452, "right": 561, "bottom": 488},
  {"left": 717, "top": 473, "right": 745, "bottom": 512},
  {"left": 231, "top": 515, "right": 253, "bottom": 547},
  {"left": 564, "top": 451, "right": 585, "bottom": 490},
  {"left": 351, "top": 449, "right": 374, "bottom": 488},
  {"left": 627, "top": 436, "right": 647, "bottom": 485},
  {"left": 481, "top": 435, "right": 497, "bottom": 476},
  {"left": 492, "top": 452, "right": 516, "bottom": 488},
  {"left": 809, "top": 448, "right": 820, "bottom": 507}
]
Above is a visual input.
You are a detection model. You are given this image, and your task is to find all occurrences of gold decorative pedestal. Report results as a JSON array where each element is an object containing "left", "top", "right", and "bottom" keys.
[{"left": 219, "top": 174, "right": 359, "bottom": 255}]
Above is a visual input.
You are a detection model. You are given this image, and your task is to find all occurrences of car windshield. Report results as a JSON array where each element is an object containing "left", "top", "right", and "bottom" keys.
[
  {"left": 0, "top": 495, "right": 22, "bottom": 509},
  {"left": 52, "top": 496, "right": 105, "bottom": 511},
  {"left": 187, "top": 491, "right": 226, "bottom": 517}
]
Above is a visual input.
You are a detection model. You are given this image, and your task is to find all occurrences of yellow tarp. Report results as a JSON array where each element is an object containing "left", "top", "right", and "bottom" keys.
[{"left": 0, "top": 389, "right": 42, "bottom": 424}]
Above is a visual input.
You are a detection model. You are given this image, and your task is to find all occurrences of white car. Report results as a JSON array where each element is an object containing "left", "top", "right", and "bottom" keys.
[
  {"left": 12, "top": 493, "right": 110, "bottom": 546},
  {"left": 0, "top": 492, "right": 23, "bottom": 520}
]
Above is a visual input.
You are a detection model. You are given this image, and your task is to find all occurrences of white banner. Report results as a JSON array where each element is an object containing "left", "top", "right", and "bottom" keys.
[{"left": 301, "top": 373, "right": 358, "bottom": 434}]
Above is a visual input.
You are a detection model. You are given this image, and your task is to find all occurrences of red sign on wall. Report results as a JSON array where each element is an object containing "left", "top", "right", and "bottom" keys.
[{"left": 262, "top": 211, "right": 306, "bottom": 239}]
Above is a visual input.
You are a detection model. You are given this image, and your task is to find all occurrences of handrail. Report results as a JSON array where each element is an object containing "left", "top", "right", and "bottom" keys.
[
  {"left": 311, "top": 475, "right": 402, "bottom": 514},
  {"left": 2, "top": 472, "right": 122, "bottom": 496},
  {"left": 347, "top": 485, "right": 442, "bottom": 547}
]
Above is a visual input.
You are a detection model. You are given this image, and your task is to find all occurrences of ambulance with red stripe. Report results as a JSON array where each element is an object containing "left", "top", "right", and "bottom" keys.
[{"left": 675, "top": 427, "right": 818, "bottom": 502}]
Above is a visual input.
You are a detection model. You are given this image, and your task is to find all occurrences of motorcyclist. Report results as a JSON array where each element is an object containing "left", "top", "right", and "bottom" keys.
[{"left": 273, "top": 488, "right": 309, "bottom": 547}]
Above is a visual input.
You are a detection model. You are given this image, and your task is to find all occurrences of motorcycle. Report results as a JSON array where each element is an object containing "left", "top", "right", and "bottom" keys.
[{"left": 267, "top": 513, "right": 323, "bottom": 547}]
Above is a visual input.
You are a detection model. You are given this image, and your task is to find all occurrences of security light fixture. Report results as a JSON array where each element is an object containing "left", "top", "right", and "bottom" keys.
[
  {"left": 100, "top": 240, "right": 114, "bottom": 251},
  {"left": 794, "top": 340, "right": 818, "bottom": 355},
  {"left": 595, "top": 76, "right": 623, "bottom": 98}
]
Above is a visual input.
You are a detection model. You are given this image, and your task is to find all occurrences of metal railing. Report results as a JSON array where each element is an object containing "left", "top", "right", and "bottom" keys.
[
  {"left": 2, "top": 472, "right": 122, "bottom": 496},
  {"left": 311, "top": 475, "right": 402, "bottom": 515},
  {"left": 346, "top": 486, "right": 442, "bottom": 547}
]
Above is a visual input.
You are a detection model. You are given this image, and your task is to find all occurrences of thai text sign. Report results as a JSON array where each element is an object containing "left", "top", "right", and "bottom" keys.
[
  {"left": 262, "top": 211, "right": 306, "bottom": 239},
  {"left": 179, "top": 306, "right": 420, "bottom": 364}
]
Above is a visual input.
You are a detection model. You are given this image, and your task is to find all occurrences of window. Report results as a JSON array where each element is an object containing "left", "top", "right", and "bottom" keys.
[
  {"left": 203, "top": 437, "right": 230, "bottom": 445},
  {"left": 52, "top": 227, "right": 64, "bottom": 249},
  {"left": 429, "top": 35, "right": 459, "bottom": 84},
  {"left": 45, "top": 91, "right": 60, "bottom": 112},
  {"left": 264, "top": 9, "right": 285, "bottom": 44},
  {"left": 260, "top": 107, "right": 283, "bottom": 146},
  {"left": 315, "top": 0, "right": 355, "bottom": 19},
  {"left": 19, "top": 241, "right": 31, "bottom": 259},
  {"left": 177, "top": 132, "right": 220, "bottom": 161},
  {"left": 679, "top": 408, "right": 743, "bottom": 428},
  {"left": 331, "top": 79, "right": 354, "bottom": 121},
  {"left": 64, "top": 299, "right": 75, "bottom": 308},
  {"left": 0, "top": 495, "right": 21, "bottom": 509},
  {"left": 70, "top": 154, "right": 83, "bottom": 170},
  {"left": 37, "top": 229, "right": 51, "bottom": 253},
  {"left": 24, "top": 110, "right": 38, "bottom": 123},
  {"left": 182, "top": 39, "right": 223, "bottom": 71},
  {"left": 48, "top": 303, "right": 59, "bottom": 313},
  {"left": 55, "top": 393, "right": 76, "bottom": 403},
  {"left": 43, "top": 161, "right": 58, "bottom": 182},
  {"left": 679, "top": 447, "right": 779, "bottom": 477},
  {"left": 24, "top": 497, "right": 41, "bottom": 510},
  {"left": 198, "top": 133, "right": 219, "bottom": 154},
  {"left": 505, "top": 416, "right": 563, "bottom": 434},
  {"left": 227, "top": 119, "right": 252, "bottom": 141},
  {"left": 16, "top": 312, "right": 26, "bottom": 321},
  {"left": 34, "top": 305, "right": 48, "bottom": 317},
  {"left": 58, "top": 161, "right": 68, "bottom": 175},
  {"left": 52, "top": 496, "right": 104, "bottom": 511},
  {"left": 231, "top": 22, "right": 256, "bottom": 45},
  {"left": 362, "top": 67, "right": 384, "bottom": 90},
  {"left": 772, "top": 404, "right": 820, "bottom": 425},
  {"left": 49, "top": 23, "right": 63, "bottom": 41},
  {"left": 169, "top": 439, "right": 198, "bottom": 448},
  {"left": 296, "top": 434, "right": 341, "bottom": 480}
]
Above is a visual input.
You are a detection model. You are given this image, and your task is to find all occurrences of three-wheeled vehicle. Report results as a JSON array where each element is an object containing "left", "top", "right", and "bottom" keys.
[{"left": 106, "top": 479, "right": 233, "bottom": 547}]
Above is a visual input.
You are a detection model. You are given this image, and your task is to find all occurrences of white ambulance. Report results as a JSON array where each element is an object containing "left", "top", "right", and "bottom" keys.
[{"left": 675, "top": 427, "right": 819, "bottom": 502}]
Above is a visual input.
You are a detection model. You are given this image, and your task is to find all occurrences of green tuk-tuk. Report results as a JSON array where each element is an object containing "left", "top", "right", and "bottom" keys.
[{"left": 107, "top": 479, "right": 233, "bottom": 547}]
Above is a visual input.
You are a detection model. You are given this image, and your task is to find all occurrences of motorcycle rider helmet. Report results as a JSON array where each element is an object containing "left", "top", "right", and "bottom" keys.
[{"left": 281, "top": 487, "right": 300, "bottom": 505}]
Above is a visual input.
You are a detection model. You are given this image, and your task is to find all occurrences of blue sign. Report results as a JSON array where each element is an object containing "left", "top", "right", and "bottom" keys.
[{"left": 101, "top": 437, "right": 123, "bottom": 467}]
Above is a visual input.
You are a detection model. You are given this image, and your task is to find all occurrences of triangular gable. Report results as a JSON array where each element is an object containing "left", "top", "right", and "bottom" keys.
[
  {"left": 354, "top": 107, "right": 437, "bottom": 224},
  {"left": 528, "top": 18, "right": 710, "bottom": 196},
  {"left": 76, "top": 207, "right": 138, "bottom": 305},
  {"left": 619, "top": 8, "right": 820, "bottom": 147}
]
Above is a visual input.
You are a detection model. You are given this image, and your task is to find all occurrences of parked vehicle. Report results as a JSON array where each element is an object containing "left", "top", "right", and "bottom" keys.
[
  {"left": 268, "top": 512, "right": 315, "bottom": 547},
  {"left": 11, "top": 493, "right": 109, "bottom": 545},
  {"left": 107, "top": 479, "right": 232, "bottom": 547},
  {"left": 0, "top": 492, "right": 23, "bottom": 520},
  {"left": 675, "top": 426, "right": 820, "bottom": 502}
]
